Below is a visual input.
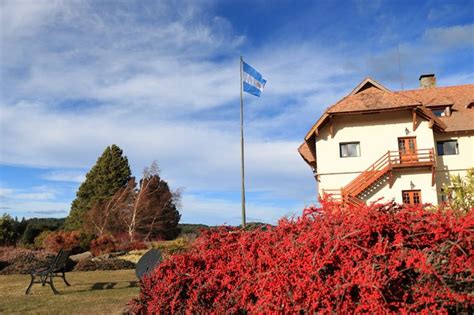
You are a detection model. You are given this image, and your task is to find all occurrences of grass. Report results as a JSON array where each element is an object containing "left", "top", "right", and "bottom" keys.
[{"left": 0, "top": 270, "right": 139, "bottom": 314}]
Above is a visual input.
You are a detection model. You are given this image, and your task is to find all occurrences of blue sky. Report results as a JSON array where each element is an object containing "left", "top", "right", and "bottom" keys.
[{"left": 0, "top": 0, "right": 473, "bottom": 225}]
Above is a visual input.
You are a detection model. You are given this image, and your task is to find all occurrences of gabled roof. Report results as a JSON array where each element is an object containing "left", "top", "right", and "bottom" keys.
[
  {"left": 304, "top": 77, "right": 445, "bottom": 140},
  {"left": 349, "top": 77, "right": 392, "bottom": 95},
  {"left": 328, "top": 86, "right": 420, "bottom": 114},
  {"left": 300, "top": 77, "right": 474, "bottom": 170}
]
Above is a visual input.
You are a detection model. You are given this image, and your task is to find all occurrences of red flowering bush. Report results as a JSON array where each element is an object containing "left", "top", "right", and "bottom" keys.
[
  {"left": 113, "top": 233, "right": 149, "bottom": 252},
  {"left": 131, "top": 200, "right": 473, "bottom": 313},
  {"left": 90, "top": 234, "right": 117, "bottom": 256},
  {"left": 43, "top": 230, "right": 83, "bottom": 253},
  {"left": 90, "top": 233, "right": 148, "bottom": 256}
]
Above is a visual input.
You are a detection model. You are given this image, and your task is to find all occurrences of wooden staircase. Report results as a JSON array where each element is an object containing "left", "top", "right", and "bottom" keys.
[{"left": 323, "top": 148, "right": 435, "bottom": 207}]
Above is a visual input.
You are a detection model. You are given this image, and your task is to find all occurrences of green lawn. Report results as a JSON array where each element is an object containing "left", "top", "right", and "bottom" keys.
[{"left": 0, "top": 270, "right": 139, "bottom": 314}]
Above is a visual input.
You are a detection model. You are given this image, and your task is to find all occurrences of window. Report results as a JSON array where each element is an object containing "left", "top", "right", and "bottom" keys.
[
  {"left": 430, "top": 106, "right": 452, "bottom": 116},
  {"left": 402, "top": 190, "right": 421, "bottom": 205},
  {"left": 339, "top": 142, "right": 360, "bottom": 157},
  {"left": 432, "top": 108, "right": 445, "bottom": 117},
  {"left": 437, "top": 140, "right": 458, "bottom": 156}
]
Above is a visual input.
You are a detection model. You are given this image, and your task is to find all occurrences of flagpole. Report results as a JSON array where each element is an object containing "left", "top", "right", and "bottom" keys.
[{"left": 239, "top": 56, "right": 246, "bottom": 228}]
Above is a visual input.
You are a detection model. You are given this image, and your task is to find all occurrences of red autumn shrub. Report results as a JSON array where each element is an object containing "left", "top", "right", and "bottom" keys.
[
  {"left": 90, "top": 233, "right": 147, "bottom": 256},
  {"left": 90, "top": 234, "right": 117, "bottom": 256},
  {"left": 130, "top": 200, "right": 473, "bottom": 314},
  {"left": 113, "top": 233, "right": 148, "bottom": 252},
  {"left": 43, "top": 230, "right": 82, "bottom": 253}
]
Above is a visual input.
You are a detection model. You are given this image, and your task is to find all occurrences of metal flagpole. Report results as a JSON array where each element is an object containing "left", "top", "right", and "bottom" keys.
[{"left": 239, "top": 56, "right": 246, "bottom": 228}]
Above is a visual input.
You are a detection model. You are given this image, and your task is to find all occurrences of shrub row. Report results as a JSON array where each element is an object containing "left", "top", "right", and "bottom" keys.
[
  {"left": 131, "top": 201, "right": 473, "bottom": 313},
  {"left": 32, "top": 231, "right": 146, "bottom": 256},
  {"left": 0, "top": 251, "right": 56, "bottom": 275},
  {"left": 73, "top": 258, "right": 135, "bottom": 272}
]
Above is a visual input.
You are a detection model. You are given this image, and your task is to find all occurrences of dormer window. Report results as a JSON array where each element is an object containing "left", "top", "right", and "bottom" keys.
[
  {"left": 429, "top": 105, "right": 452, "bottom": 117},
  {"left": 432, "top": 108, "right": 446, "bottom": 117}
]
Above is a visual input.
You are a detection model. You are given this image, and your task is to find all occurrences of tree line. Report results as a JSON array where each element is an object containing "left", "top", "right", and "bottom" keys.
[{"left": 1, "top": 144, "right": 182, "bottom": 247}]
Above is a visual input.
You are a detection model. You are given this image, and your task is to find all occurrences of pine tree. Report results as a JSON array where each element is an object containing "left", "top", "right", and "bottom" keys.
[{"left": 65, "top": 144, "right": 131, "bottom": 230}]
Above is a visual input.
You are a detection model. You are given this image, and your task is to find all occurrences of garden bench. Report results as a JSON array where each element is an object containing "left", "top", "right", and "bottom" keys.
[{"left": 25, "top": 248, "right": 72, "bottom": 295}]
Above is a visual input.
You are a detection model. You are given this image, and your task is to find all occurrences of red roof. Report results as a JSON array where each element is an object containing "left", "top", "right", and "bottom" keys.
[{"left": 399, "top": 84, "right": 474, "bottom": 132}]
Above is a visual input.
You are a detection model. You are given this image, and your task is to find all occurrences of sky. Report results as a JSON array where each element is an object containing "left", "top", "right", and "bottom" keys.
[{"left": 0, "top": 0, "right": 473, "bottom": 225}]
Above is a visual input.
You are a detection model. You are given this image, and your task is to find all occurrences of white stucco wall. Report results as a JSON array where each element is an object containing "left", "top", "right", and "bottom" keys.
[
  {"left": 360, "top": 170, "right": 438, "bottom": 204},
  {"left": 316, "top": 110, "right": 439, "bottom": 204},
  {"left": 433, "top": 131, "right": 474, "bottom": 202}
]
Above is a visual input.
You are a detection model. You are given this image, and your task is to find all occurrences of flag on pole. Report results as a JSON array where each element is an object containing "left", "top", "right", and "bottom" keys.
[{"left": 242, "top": 61, "right": 267, "bottom": 97}]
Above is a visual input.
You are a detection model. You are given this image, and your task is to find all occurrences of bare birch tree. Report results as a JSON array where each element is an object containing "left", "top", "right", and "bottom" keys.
[
  {"left": 112, "top": 162, "right": 181, "bottom": 241},
  {"left": 85, "top": 180, "right": 134, "bottom": 236}
]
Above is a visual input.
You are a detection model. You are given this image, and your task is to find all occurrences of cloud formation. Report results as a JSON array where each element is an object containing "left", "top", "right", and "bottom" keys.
[{"left": 1, "top": 0, "right": 472, "bottom": 223}]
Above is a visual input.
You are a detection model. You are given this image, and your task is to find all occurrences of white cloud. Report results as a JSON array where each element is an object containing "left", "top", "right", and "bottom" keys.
[
  {"left": 4, "top": 200, "right": 70, "bottom": 217},
  {"left": 0, "top": 186, "right": 56, "bottom": 201},
  {"left": 0, "top": 100, "right": 317, "bottom": 201},
  {"left": 437, "top": 72, "right": 474, "bottom": 87},
  {"left": 362, "top": 23, "right": 474, "bottom": 88},
  {"left": 0, "top": 185, "right": 66, "bottom": 217},
  {"left": 1, "top": 0, "right": 246, "bottom": 111},
  {"left": 181, "top": 194, "right": 303, "bottom": 226},
  {"left": 0, "top": 188, "right": 14, "bottom": 198},
  {"left": 423, "top": 24, "right": 474, "bottom": 50},
  {"left": 0, "top": 0, "right": 66, "bottom": 39},
  {"left": 42, "top": 170, "right": 85, "bottom": 183},
  {"left": 15, "top": 192, "right": 56, "bottom": 201}
]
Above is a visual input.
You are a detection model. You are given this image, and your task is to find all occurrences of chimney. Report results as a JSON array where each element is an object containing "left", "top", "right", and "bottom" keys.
[{"left": 419, "top": 74, "right": 436, "bottom": 88}]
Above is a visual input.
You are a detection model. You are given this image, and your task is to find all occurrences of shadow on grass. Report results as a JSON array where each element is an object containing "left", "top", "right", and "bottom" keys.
[
  {"left": 91, "top": 281, "right": 138, "bottom": 290},
  {"left": 61, "top": 281, "right": 138, "bottom": 294}
]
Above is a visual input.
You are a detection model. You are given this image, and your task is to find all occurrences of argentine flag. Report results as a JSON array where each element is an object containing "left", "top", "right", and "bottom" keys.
[{"left": 242, "top": 61, "right": 266, "bottom": 97}]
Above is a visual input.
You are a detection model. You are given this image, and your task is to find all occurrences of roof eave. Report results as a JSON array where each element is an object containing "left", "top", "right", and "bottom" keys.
[
  {"left": 305, "top": 105, "right": 423, "bottom": 140},
  {"left": 298, "top": 141, "right": 316, "bottom": 169}
]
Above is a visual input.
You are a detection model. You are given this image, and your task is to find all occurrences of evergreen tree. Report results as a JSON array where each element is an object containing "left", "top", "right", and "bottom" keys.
[
  {"left": 65, "top": 144, "right": 131, "bottom": 230},
  {"left": 0, "top": 214, "right": 19, "bottom": 246}
]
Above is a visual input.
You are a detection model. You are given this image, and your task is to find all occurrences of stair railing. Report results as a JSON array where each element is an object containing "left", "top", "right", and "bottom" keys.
[
  {"left": 343, "top": 150, "right": 391, "bottom": 196},
  {"left": 324, "top": 148, "right": 435, "bottom": 205}
]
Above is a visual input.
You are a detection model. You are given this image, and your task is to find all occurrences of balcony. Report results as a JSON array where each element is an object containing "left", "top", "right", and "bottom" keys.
[{"left": 387, "top": 148, "right": 435, "bottom": 169}]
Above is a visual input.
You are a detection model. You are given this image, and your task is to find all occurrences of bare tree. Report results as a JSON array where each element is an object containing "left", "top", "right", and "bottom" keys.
[
  {"left": 85, "top": 182, "right": 134, "bottom": 236},
  {"left": 113, "top": 162, "right": 181, "bottom": 241}
]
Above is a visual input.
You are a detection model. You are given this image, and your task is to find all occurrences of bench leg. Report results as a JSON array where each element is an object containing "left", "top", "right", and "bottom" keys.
[
  {"left": 62, "top": 272, "right": 71, "bottom": 286},
  {"left": 25, "top": 274, "right": 35, "bottom": 295},
  {"left": 49, "top": 274, "right": 60, "bottom": 295}
]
